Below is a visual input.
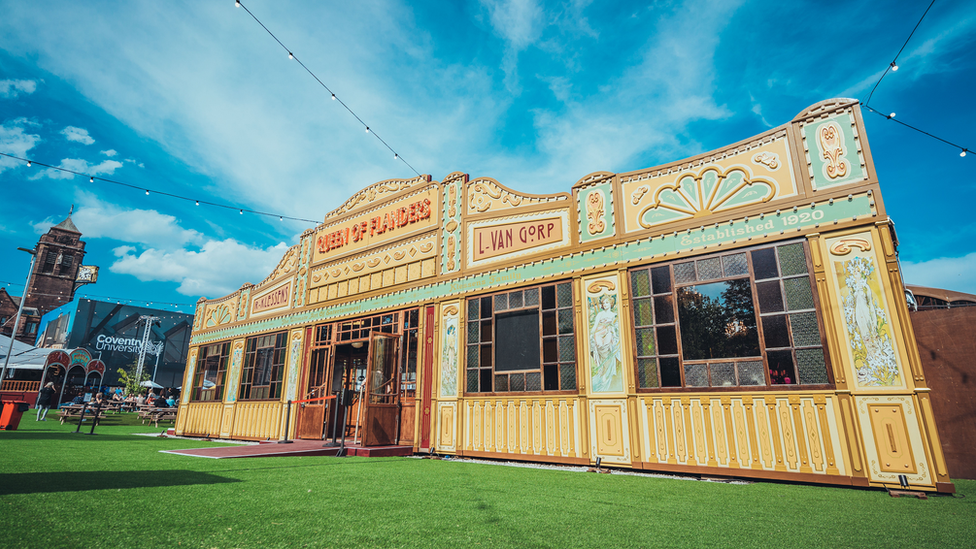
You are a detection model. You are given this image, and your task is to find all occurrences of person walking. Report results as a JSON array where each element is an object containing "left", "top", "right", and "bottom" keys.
[{"left": 35, "top": 382, "right": 56, "bottom": 421}]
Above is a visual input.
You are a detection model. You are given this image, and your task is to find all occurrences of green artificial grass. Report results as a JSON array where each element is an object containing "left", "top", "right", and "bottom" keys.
[{"left": 1, "top": 414, "right": 973, "bottom": 549}]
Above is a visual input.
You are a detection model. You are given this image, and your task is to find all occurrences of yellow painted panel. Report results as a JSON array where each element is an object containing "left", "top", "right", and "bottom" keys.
[{"left": 868, "top": 404, "right": 917, "bottom": 474}]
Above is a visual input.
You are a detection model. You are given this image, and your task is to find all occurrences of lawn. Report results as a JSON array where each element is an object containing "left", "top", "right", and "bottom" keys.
[{"left": 1, "top": 413, "right": 973, "bottom": 549}]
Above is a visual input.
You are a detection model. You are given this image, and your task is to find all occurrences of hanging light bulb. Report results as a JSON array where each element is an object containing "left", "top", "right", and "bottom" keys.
[
  {"left": 279, "top": 216, "right": 283, "bottom": 221},
  {"left": 90, "top": 176, "right": 94, "bottom": 182},
  {"left": 288, "top": 52, "right": 293, "bottom": 59},
  {"left": 331, "top": 93, "right": 336, "bottom": 100},
  {"left": 888, "top": 112, "right": 896, "bottom": 119},
  {"left": 235, "top": 0, "right": 240, "bottom": 7},
  {"left": 962, "top": 149, "right": 969, "bottom": 158},
  {"left": 239, "top": 209, "right": 243, "bottom": 214},
  {"left": 365, "top": 127, "right": 370, "bottom": 133},
  {"left": 145, "top": 190, "right": 150, "bottom": 195},
  {"left": 195, "top": 200, "right": 199, "bottom": 205},
  {"left": 26, "top": 160, "right": 31, "bottom": 167},
  {"left": 890, "top": 61, "right": 899, "bottom": 71},
  {"left": 394, "top": 153, "right": 398, "bottom": 159}
]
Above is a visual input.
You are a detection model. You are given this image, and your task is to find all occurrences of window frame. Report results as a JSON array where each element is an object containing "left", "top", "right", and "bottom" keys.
[
  {"left": 464, "top": 280, "right": 578, "bottom": 395},
  {"left": 629, "top": 240, "right": 833, "bottom": 392},
  {"left": 191, "top": 341, "right": 230, "bottom": 402},
  {"left": 239, "top": 331, "right": 287, "bottom": 400}
]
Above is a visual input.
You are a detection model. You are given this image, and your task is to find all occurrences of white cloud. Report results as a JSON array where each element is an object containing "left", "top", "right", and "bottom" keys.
[
  {"left": 902, "top": 253, "right": 976, "bottom": 296},
  {"left": 110, "top": 239, "right": 291, "bottom": 298},
  {"left": 61, "top": 126, "right": 95, "bottom": 145},
  {"left": 37, "top": 192, "right": 204, "bottom": 250},
  {"left": 0, "top": 79, "right": 37, "bottom": 98},
  {"left": 0, "top": 119, "right": 41, "bottom": 173},
  {"left": 101, "top": 149, "right": 117, "bottom": 157},
  {"left": 31, "top": 157, "right": 123, "bottom": 180}
]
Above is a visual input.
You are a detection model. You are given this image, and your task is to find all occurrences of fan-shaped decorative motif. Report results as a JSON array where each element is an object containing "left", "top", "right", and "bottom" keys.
[{"left": 636, "top": 167, "right": 775, "bottom": 229}]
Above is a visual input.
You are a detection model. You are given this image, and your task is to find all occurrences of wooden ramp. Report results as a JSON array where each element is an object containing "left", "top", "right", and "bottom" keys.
[{"left": 162, "top": 440, "right": 414, "bottom": 459}]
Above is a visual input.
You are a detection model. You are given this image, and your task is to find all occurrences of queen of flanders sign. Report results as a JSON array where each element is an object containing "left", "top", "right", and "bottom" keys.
[
  {"left": 313, "top": 196, "right": 436, "bottom": 263},
  {"left": 473, "top": 217, "right": 563, "bottom": 262}
]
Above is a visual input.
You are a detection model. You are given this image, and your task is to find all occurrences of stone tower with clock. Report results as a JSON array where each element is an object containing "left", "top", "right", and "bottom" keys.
[{"left": 25, "top": 209, "right": 92, "bottom": 315}]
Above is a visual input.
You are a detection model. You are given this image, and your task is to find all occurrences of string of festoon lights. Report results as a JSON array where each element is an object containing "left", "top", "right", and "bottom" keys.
[
  {"left": 0, "top": 151, "right": 320, "bottom": 224},
  {"left": 2, "top": 280, "right": 196, "bottom": 313},
  {"left": 860, "top": 0, "right": 969, "bottom": 158},
  {"left": 234, "top": 0, "right": 422, "bottom": 178}
]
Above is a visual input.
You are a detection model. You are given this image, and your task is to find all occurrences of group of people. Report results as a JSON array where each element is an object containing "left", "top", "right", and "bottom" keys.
[{"left": 34, "top": 384, "right": 180, "bottom": 421}]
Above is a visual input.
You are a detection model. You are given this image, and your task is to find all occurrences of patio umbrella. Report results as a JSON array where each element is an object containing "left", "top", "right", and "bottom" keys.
[{"left": 140, "top": 380, "right": 164, "bottom": 389}]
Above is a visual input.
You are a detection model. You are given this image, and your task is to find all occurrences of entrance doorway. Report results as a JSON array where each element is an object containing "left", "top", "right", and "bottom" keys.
[{"left": 296, "top": 308, "right": 421, "bottom": 446}]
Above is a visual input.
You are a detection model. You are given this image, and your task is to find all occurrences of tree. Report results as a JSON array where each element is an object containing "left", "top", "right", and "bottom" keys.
[{"left": 117, "top": 362, "right": 150, "bottom": 396}]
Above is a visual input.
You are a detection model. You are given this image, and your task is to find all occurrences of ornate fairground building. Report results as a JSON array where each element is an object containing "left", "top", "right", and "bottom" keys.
[{"left": 178, "top": 99, "right": 954, "bottom": 493}]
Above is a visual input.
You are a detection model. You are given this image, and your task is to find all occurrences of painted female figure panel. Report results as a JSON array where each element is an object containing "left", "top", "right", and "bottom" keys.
[{"left": 589, "top": 293, "right": 623, "bottom": 393}]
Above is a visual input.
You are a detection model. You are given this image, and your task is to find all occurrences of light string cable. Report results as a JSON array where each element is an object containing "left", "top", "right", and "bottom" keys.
[
  {"left": 863, "top": 0, "right": 936, "bottom": 106},
  {"left": 235, "top": 0, "right": 422, "bottom": 177},
  {"left": 857, "top": 0, "right": 968, "bottom": 157},
  {"left": 862, "top": 105, "right": 969, "bottom": 157},
  {"left": 0, "top": 151, "right": 320, "bottom": 224},
  {"left": 2, "top": 281, "right": 196, "bottom": 311}
]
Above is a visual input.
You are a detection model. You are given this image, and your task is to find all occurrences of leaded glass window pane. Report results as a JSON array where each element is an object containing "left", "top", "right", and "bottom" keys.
[
  {"left": 637, "top": 357, "right": 659, "bottom": 388},
  {"left": 557, "top": 283, "right": 573, "bottom": 308},
  {"left": 723, "top": 253, "right": 748, "bottom": 277},
  {"left": 633, "top": 298, "right": 654, "bottom": 327},
  {"left": 784, "top": 277, "right": 814, "bottom": 311},
  {"left": 651, "top": 266, "right": 671, "bottom": 294},
  {"left": 737, "top": 361, "right": 766, "bottom": 385},
  {"left": 697, "top": 257, "right": 723, "bottom": 281},
  {"left": 684, "top": 363, "right": 708, "bottom": 387},
  {"left": 674, "top": 261, "right": 697, "bottom": 283},
  {"left": 509, "top": 290, "right": 524, "bottom": 309},
  {"left": 558, "top": 309, "right": 574, "bottom": 334},
  {"left": 558, "top": 336, "right": 575, "bottom": 362},
  {"left": 710, "top": 362, "right": 735, "bottom": 386},
  {"left": 467, "top": 322, "right": 480, "bottom": 344},
  {"left": 631, "top": 270, "right": 651, "bottom": 298},
  {"left": 789, "top": 312, "right": 820, "bottom": 347},
  {"left": 796, "top": 348, "right": 829, "bottom": 384},
  {"left": 635, "top": 327, "right": 656, "bottom": 356},
  {"left": 560, "top": 363, "right": 577, "bottom": 390},
  {"left": 526, "top": 372, "right": 541, "bottom": 391},
  {"left": 777, "top": 243, "right": 808, "bottom": 276}
]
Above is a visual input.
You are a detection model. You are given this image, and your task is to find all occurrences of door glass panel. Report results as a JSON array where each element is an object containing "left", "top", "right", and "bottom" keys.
[{"left": 368, "top": 336, "right": 397, "bottom": 404}]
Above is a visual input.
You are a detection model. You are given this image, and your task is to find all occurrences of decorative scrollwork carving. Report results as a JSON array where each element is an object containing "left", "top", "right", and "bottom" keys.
[
  {"left": 829, "top": 238, "right": 872, "bottom": 256},
  {"left": 752, "top": 151, "right": 780, "bottom": 170},
  {"left": 366, "top": 258, "right": 381, "bottom": 268},
  {"left": 351, "top": 262, "right": 366, "bottom": 272},
  {"left": 419, "top": 242, "right": 434, "bottom": 253},
  {"left": 587, "top": 280, "right": 616, "bottom": 294},
  {"left": 631, "top": 185, "right": 650, "bottom": 205},
  {"left": 818, "top": 121, "right": 849, "bottom": 179},
  {"left": 586, "top": 190, "right": 606, "bottom": 235},
  {"left": 443, "top": 305, "right": 459, "bottom": 316}
]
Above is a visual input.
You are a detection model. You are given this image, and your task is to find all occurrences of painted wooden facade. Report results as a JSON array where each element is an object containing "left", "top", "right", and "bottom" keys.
[{"left": 178, "top": 99, "right": 953, "bottom": 492}]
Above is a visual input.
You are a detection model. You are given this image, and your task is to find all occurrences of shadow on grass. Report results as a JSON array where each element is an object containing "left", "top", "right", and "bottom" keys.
[
  {"left": 0, "top": 470, "right": 242, "bottom": 495},
  {"left": 0, "top": 432, "right": 166, "bottom": 442}
]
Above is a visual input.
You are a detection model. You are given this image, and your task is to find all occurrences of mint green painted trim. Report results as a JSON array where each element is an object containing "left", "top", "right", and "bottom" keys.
[
  {"left": 192, "top": 196, "right": 874, "bottom": 345},
  {"left": 805, "top": 113, "right": 866, "bottom": 189}
]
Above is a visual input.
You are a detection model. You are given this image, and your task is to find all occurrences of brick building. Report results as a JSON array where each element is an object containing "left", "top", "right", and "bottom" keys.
[{"left": 0, "top": 211, "right": 89, "bottom": 344}]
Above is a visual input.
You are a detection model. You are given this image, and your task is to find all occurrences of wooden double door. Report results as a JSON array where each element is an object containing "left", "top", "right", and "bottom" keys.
[{"left": 297, "top": 327, "right": 415, "bottom": 447}]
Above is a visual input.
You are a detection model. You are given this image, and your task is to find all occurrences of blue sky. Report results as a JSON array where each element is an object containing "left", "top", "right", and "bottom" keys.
[{"left": 1, "top": 0, "right": 974, "bottom": 313}]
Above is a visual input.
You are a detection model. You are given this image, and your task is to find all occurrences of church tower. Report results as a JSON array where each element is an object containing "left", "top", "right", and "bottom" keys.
[{"left": 25, "top": 208, "right": 88, "bottom": 315}]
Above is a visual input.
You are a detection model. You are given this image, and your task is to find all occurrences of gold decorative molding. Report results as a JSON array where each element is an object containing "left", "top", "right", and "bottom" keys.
[
  {"left": 586, "top": 190, "right": 606, "bottom": 235},
  {"left": 586, "top": 280, "right": 616, "bottom": 294},
  {"left": 443, "top": 305, "right": 459, "bottom": 316},
  {"left": 325, "top": 175, "right": 431, "bottom": 219},
  {"left": 467, "top": 178, "right": 567, "bottom": 214},
  {"left": 818, "top": 122, "right": 849, "bottom": 180},
  {"left": 828, "top": 238, "right": 872, "bottom": 256},
  {"left": 752, "top": 151, "right": 780, "bottom": 170},
  {"left": 631, "top": 185, "right": 649, "bottom": 205}
]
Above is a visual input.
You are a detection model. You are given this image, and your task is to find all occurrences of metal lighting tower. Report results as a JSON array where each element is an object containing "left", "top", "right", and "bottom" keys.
[
  {"left": 134, "top": 315, "right": 160, "bottom": 383},
  {"left": 1, "top": 247, "right": 36, "bottom": 386}
]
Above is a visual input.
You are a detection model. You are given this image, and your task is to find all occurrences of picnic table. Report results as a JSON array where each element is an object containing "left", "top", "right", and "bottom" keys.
[
  {"left": 57, "top": 404, "right": 104, "bottom": 425},
  {"left": 139, "top": 406, "right": 178, "bottom": 427}
]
